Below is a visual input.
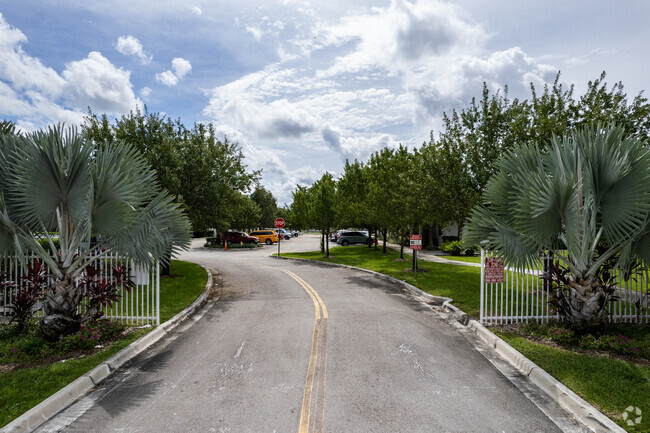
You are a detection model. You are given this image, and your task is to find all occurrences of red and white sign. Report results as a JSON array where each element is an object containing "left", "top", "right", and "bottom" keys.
[
  {"left": 409, "top": 234, "right": 422, "bottom": 250},
  {"left": 485, "top": 257, "right": 504, "bottom": 283},
  {"left": 274, "top": 218, "right": 285, "bottom": 229}
]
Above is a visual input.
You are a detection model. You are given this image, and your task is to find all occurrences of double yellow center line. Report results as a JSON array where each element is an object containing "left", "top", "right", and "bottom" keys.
[{"left": 282, "top": 270, "right": 328, "bottom": 433}]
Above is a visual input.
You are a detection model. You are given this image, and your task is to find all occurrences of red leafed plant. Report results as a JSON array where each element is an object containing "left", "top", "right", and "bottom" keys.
[
  {"left": 79, "top": 264, "right": 135, "bottom": 321},
  {"left": 9, "top": 260, "right": 49, "bottom": 331}
]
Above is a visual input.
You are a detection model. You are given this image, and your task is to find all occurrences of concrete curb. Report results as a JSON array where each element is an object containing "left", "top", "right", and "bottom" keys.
[
  {"left": 1, "top": 265, "right": 214, "bottom": 433},
  {"left": 277, "top": 256, "right": 624, "bottom": 433}
]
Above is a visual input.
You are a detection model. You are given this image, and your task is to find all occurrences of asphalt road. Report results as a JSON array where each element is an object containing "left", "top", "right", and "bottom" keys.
[{"left": 36, "top": 234, "right": 586, "bottom": 433}]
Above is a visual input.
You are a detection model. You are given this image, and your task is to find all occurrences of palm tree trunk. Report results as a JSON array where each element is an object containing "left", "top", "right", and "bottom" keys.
[
  {"left": 41, "top": 276, "right": 83, "bottom": 340},
  {"left": 555, "top": 273, "right": 611, "bottom": 326}
]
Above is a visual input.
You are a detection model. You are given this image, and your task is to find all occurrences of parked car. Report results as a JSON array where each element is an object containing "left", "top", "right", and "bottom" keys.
[
  {"left": 330, "top": 230, "right": 343, "bottom": 242},
  {"left": 278, "top": 229, "right": 292, "bottom": 240},
  {"left": 249, "top": 229, "right": 280, "bottom": 245},
  {"left": 222, "top": 231, "right": 259, "bottom": 244},
  {"left": 336, "top": 231, "right": 373, "bottom": 246}
]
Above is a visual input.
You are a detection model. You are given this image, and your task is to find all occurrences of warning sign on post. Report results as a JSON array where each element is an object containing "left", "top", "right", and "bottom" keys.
[
  {"left": 485, "top": 257, "right": 504, "bottom": 283},
  {"left": 409, "top": 234, "right": 422, "bottom": 250}
]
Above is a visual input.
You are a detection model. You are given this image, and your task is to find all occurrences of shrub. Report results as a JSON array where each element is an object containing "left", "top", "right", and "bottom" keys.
[
  {"left": 441, "top": 240, "right": 463, "bottom": 255},
  {"left": 464, "top": 245, "right": 477, "bottom": 256},
  {"left": 78, "top": 264, "right": 135, "bottom": 322},
  {"left": 204, "top": 237, "right": 220, "bottom": 247},
  {"left": 56, "top": 320, "right": 126, "bottom": 353},
  {"left": 36, "top": 237, "right": 60, "bottom": 252},
  {"left": 8, "top": 260, "right": 48, "bottom": 332}
]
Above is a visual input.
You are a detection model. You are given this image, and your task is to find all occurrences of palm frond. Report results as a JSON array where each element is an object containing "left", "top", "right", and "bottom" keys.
[
  {"left": 466, "top": 123, "right": 650, "bottom": 277},
  {"left": 8, "top": 125, "right": 93, "bottom": 233}
]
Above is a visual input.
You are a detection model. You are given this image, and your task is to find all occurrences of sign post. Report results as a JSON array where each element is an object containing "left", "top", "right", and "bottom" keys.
[
  {"left": 274, "top": 218, "right": 285, "bottom": 258},
  {"left": 410, "top": 234, "right": 422, "bottom": 280}
]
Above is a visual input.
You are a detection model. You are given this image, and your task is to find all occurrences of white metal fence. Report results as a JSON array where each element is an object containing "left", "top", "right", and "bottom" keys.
[
  {"left": 480, "top": 249, "right": 649, "bottom": 325},
  {"left": 1, "top": 252, "right": 160, "bottom": 325}
]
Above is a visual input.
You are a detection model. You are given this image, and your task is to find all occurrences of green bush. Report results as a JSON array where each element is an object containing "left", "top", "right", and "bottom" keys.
[
  {"left": 1, "top": 320, "right": 126, "bottom": 363},
  {"left": 464, "top": 245, "right": 477, "bottom": 256},
  {"left": 441, "top": 240, "right": 463, "bottom": 255},
  {"left": 37, "top": 237, "right": 60, "bottom": 252},
  {"left": 204, "top": 237, "right": 220, "bottom": 247}
]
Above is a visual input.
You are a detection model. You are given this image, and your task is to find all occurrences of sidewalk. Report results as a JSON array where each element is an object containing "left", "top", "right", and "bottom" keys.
[{"left": 382, "top": 241, "right": 481, "bottom": 267}]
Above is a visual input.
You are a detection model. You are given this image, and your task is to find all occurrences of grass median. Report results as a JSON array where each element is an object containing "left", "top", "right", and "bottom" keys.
[
  {"left": 0, "top": 260, "right": 207, "bottom": 428},
  {"left": 282, "top": 245, "right": 650, "bottom": 433},
  {"left": 496, "top": 331, "right": 650, "bottom": 433}
]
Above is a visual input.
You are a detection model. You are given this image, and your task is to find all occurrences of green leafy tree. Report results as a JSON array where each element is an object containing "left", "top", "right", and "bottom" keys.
[
  {"left": 83, "top": 108, "right": 258, "bottom": 234},
  {"left": 84, "top": 107, "right": 184, "bottom": 197},
  {"left": 251, "top": 186, "right": 278, "bottom": 228},
  {"left": 366, "top": 148, "right": 394, "bottom": 253},
  {"left": 229, "top": 193, "right": 261, "bottom": 231},
  {"left": 0, "top": 125, "right": 191, "bottom": 339},
  {"left": 311, "top": 173, "right": 337, "bottom": 257},
  {"left": 426, "top": 113, "right": 476, "bottom": 237},
  {"left": 575, "top": 71, "right": 650, "bottom": 141},
  {"left": 289, "top": 185, "right": 312, "bottom": 232},
  {"left": 180, "top": 124, "right": 257, "bottom": 232},
  {"left": 464, "top": 124, "right": 650, "bottom": 327}
]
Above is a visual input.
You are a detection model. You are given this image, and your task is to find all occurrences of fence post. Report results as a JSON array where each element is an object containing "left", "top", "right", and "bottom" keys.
[
  {"left": 478, "top": 247, "right": 485, "bottom": 325},
  {"left": 156, "top": 261, "right": 160, "bottom": 326}
]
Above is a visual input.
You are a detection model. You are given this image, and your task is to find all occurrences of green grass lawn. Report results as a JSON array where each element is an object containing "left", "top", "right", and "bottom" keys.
[
  {"left": 159, "top": 261, "right": 208, "bottom": 322},
  {"left": 282, "top": 245, "right": 482, "bottom": 318},
  {"left": 442, "top": 255, "right": 481, "bottom": 264},
  {"left": 0, "top": 260, "right": 207, "bottom": 428},
  {"left": 496, "top": 332, "right": 650, "bottom": 433}
]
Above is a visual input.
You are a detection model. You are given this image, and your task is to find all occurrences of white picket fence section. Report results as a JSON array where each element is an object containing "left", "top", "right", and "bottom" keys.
[
  {"left": 480, "top": 249, "right": 649, "bottom": 325},
  {"left": 1, "top": 251, "right": 160, "bottom": 325}
]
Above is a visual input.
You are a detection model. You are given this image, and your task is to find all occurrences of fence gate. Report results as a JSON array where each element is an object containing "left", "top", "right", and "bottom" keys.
[
  {"left": 1, "top": 252, "right": 160, "bottom": 326},
  {"left": 480, "top": 249, "right": 649, "bottom": 325}
]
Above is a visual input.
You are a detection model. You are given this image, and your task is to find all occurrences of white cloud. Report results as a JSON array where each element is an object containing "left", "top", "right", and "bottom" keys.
[
  {"left": 199, "top": 0, "right": 562, "bottom": 204},
  {"left": 0, "top": 13, "right": 141, "bottom": 129},
  {"left": 140, "top": 86, "right": 152, "bottom": 99},
  {"left": 115, "top": 35, "right": 152, "bottom": 64},
  {"left": 172, "top": 57, "right": 192, "bottom": 78},
  {"left": 62, "top": 51, "right": 142, "bottom": 114},
  {"left": 156, "top": 57, "right": 192, "bottom": 86},
  {"left": 155, "top": 70, "right": 178, "bottom": 86},
  {"left": 246, "top": 25, "right": 264, "bottom": 42},
  {"left": 0, "top": 14, "right": 65, "bottom": 97}
]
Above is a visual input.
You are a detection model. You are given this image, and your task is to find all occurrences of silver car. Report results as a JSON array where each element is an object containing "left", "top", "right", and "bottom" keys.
[{"left": 336, "top": 231, "right": 372, "bottom": 246}]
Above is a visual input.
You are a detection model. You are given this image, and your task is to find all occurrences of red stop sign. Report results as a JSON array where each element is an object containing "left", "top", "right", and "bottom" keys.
[{"left": 274, "top": 218, "right": 285, "bottom": 229}]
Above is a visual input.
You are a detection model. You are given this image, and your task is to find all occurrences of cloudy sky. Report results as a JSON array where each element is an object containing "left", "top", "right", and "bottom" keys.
[{"left": 1, "top": 1, "right": 648, "bottom": 204}]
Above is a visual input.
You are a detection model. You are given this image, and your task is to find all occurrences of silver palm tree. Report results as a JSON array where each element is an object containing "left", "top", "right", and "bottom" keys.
[
  {"left": 464, "top": 124, "right": 650, "bottom": 326},
  {"left": 0, "top": 125, "right": 191, "bottom": 339}
]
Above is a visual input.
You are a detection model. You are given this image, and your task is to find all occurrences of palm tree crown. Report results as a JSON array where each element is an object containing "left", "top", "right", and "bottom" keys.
[
  {"left": 464, "top": 124, "right": 650, "bottom": 324},
  {"left": 0, "top": 125, "right": 191, "bottom": 337}
]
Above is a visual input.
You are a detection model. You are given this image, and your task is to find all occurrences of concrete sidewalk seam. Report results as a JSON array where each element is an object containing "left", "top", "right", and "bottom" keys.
[
  {"left": 1, "top": 266, "right": 214, "bottom": 433},
  {"left": 277, "top": 255, "right": 624, "bottom": 433}
]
